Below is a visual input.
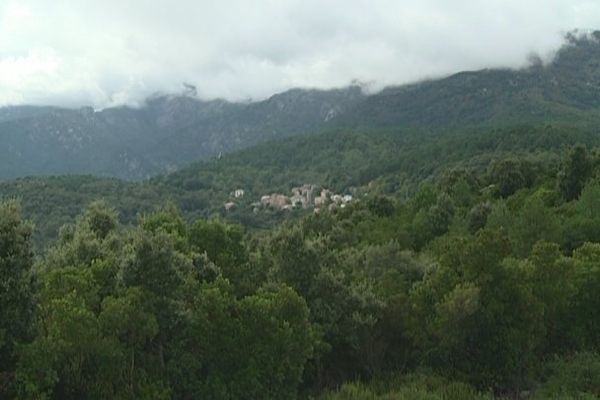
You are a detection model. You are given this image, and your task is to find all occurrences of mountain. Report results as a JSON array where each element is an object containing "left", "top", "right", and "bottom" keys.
[
  {"left": 0, "top": 87, "right": 364, "bottom": 180},
  {"left": 1, "top": 32, "right": 600, "bottom": 181},
  {"left": 340, "top": 32, "right": 600, "bottom": 128}
]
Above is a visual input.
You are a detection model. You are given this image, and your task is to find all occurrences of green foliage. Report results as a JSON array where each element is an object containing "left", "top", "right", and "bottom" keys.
[
  {"left": 0, "top": 201, "right": 34, "bottom": 397},
  {"left": 8, "top": 132, "right": 600, "bottom": 398},
  {"left": 170, "top": 282, "right": 315, "bottom": 399},
  {"left": 81, "top": 200, "right": 118, "bottom": 240},
  {"left": 121, "top": 230, "right": 183, "bottom": 298},
  {"left": 525, "top": 242, "right": 578, "bottom": 354},
  {"left": 367, "top": 197, "right": 395, "bottom": 218},
  {"left": 558, "top": 144, "right": 593, "bottom": 201},
  {"left": 4, "top": 117, "right": 600, "bottom": 251},
  {"left": 14, "top": 203, "right": 317, "bottom": 399},
  {"left": 322, "top": 373, "right": 492, "bottom": 400},
  {"left": 511, "top": 194, "right": 561, "bottom": 257},
  {"left": 139, "top": 203, "right": 188, "bottom": 251},
  {"left": 17, "top": 294, "right": 124, "bottom": 400},
  {"left": 467, "top": 201, "right": 492, "bottom": 233},
  {"left": 486, "top": 158, "right": 533, "bottom": 198},
  {"left": 568, "top": 243, "right": 600, "bottom": 350},
  {"left": 410, "top": 192, "right": 456, "bottom": 249},
  {"left": 269, "top": 225, "right": 323, "bottom": 297},
  {"left": 419, "top": 229, "right": 544, "bottom": 390},
  {"left": 534, "top": 352, "right": 600, "bottom": 399},
  {"left": 189, "top": 218, "right": 248, "bottom": 285}
]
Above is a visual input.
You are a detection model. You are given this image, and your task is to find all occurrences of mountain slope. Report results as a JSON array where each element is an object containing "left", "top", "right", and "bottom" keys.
[
  {"left": 340, "top": 32, "right": 600, "bottom": 128},
  {"left": 4, "top": 115, "right": 600, "bottom": 248},
  {"left": 1, "top": 32, "right": 600, "bottom": 181},
  {"left": 0, "top": 87, "right": 363, "bottom": 180}
]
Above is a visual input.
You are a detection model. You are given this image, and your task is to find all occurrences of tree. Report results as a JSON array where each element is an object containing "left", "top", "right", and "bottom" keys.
[
  {"left": 487, "top": 158, "right": 532, "bottom": 198},
  {"left": 80, "top": 200, "right": 118, "bottom": 240},
  {"left": 98, "top": 288, "right": 161, "bottom": 397},
  {"left": 188, "top": 219, "right": 248, "bottom": 286},
  {"left": 168, "top": 281, "right": 315, "bottom": 399},
  {"left": 367, "top": 196, "right": 395, "bottom": 218},
  {"left": 558, "top": 144, "right": 593, "bottom": 201},
  {"left": 121, "top": 230, "right": 183, "bottom": 299},
  {"left": 16, "top": 294, "right": 124, "bottom": 400},
  {"left": 534, "top": 352, "right": 600, "bottom": 399},
  {"left": 467, "top": 202, "right": 493, "bottom": 234},
  {"left": 140, "top": 203, "right": 188, "bottom": 252},
  {"left": 411, "top": 193, "right": 455, "bottom": 249},
  {"left": 0, "top": 201, "right": 34, "bottom": 396},
  {"left": 570, "top": 243, "right": 600, "bottom": 349},
  {"left": 511, "top": 195, "right": 560, "bottom": 257},
  {"left": 525, "top": 242, "right": 577, "bottom": 354},
  {"left": 418, "top": 229, "right": 543, "bottom": 390},
  {"left": 18, "top": 209, "right": 173, "bottom": 399},
  {"left": 269, "top": 226, "right": 322, "bottom": 297}
]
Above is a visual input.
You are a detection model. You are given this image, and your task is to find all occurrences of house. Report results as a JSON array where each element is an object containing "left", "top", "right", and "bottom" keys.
[
  {"left": 233, "top": 189, "right": 245, "bottom": 198},
  {"left": 224, "top": 202, "right": 236, "bottom": 211},
  {"left": 254, "top": 184, "right": 350, "bottom": 213},
  {"left": 314, "top": 196, "right": 326, "bottom": 207},
  {"left": 291, "top": 194, "right": 306, "bottom": 208},
  {"left": 314, "top": 190, "right": 330, "bottom": 207},
  {"left": 270, "top": 194, "right": 290, "bottom": 209}
]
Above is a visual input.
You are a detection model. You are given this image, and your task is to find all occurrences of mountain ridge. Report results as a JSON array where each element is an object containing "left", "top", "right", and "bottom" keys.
[
  {"left": 1, "top": 31, "right": 600, "bottom": 180},
  {"left": 0, "top": 86, "right": 364, "bottom": 180}
]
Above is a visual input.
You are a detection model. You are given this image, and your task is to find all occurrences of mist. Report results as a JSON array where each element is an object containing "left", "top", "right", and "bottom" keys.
[{"left": 2, "top": 0, "right": 600, "bottom": 108}]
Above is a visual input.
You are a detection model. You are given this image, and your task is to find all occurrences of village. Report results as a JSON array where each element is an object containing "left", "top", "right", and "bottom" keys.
[{"left": 224, "top": 184, "right": 353, "bottom": 212}]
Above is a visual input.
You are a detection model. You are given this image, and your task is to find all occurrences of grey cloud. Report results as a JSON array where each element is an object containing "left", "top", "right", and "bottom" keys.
[{"left": 1, "top": 0, "right": 600, "bottom": 108}]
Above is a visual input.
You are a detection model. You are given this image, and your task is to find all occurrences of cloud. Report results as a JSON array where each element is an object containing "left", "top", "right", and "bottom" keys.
[{"left": 1, "top": 0, "right": 600, "bottom": 108}]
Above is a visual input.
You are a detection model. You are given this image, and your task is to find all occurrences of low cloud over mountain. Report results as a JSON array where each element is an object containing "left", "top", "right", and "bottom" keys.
[{"left": 2, "top": 0, "right": 600, "bottom": 108}]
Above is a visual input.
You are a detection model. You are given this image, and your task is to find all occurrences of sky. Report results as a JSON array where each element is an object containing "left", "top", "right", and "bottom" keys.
[{"left": 1, "top": 0, "right": 600, "bottom": 108}]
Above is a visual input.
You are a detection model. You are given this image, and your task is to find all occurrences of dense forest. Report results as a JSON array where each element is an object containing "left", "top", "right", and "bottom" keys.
[
  {"left": 5, "top": 32, "right": 600, "bottom": 399},
  {"left": 4, "top": 135, "right": 600, "bottom": 398},
  {"left": 3, "top": 118, "right": 600, "bottom": 250}
]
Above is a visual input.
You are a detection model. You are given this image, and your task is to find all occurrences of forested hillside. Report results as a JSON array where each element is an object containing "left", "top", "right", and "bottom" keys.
[
  {"left": 341, "top": 32, "right": 600, "bottom": 128},
  {"left": 4, "top": 139, "right": 600, "bottom": 398},
  {"left": 3, "top": 117, "right": 600, "bottom": 249}
]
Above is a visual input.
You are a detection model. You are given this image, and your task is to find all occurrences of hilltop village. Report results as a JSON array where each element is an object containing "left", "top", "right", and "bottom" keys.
[{"left": 224, "top": 184, "right": 353, "bottom": 213}]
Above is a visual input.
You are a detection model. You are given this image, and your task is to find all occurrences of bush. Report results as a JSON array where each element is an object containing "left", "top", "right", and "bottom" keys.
[
  {"left": 534, "top": 352, "right": 600, "bottom": 399},
  {"left": 322, "top": 373, "right": 492, "bottom": 400}
]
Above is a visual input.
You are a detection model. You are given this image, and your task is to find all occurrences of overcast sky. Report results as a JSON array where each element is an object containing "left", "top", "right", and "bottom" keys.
[{"left": 1, "top": 0, "right": 600, "bottom": 108}]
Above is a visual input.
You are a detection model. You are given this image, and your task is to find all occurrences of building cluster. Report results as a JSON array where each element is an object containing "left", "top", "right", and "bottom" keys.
[{"left": 224, "top": 184, "right": 353, "bottom": 212}]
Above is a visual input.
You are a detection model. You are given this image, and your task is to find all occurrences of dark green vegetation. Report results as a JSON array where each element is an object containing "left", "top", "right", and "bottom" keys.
[
  {"left": 4, "top": 142, "right": 600, "bottom": 398},
  {"left": 3, "top": 119, "right": 600, "bottom": 250},
  {"left": 4, "top": 32, "right": 600, "bottom": 399}
]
